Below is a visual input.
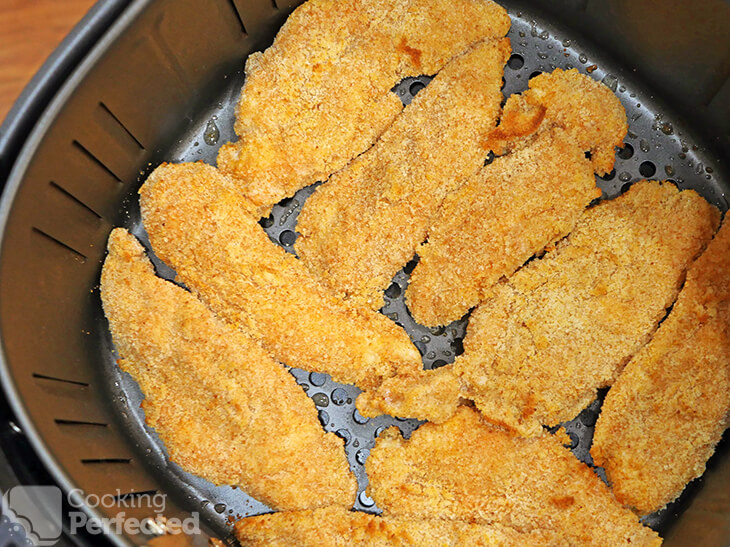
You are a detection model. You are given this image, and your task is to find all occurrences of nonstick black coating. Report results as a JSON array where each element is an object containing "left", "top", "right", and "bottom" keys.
[{"left": 1, "top": 0, "right": 728, "bottom": 545}]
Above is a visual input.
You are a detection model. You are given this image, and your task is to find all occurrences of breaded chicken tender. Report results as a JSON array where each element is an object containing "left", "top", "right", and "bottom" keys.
[
  {"left": 356, "top": 365, "right": 461, "bottom": 424},
  {"left": 406, "top": 127, "right": 601, "bottom": 326},
  {"left": 295, "top": 38, "right": 511, "bottom": 311},
  {"left": 592, "top": 219, "right": 730, "bottom": 514},
  {"left": 454, "top": 181, "right": 720, "bottom": 436},
  {"left": 234, "top": 506, "right": 561, "bottom": 546},
  {"left": 100, "top": 229, "right": 356, "bottom": 510},
  {"left": 366, "top": 407, "right": 661, "bottom": 546},
  {"left": 487, "top": 68, "right": 628, "bottom": 175},
  {"left": 139, "top": 163, "right": 421, "bottom": 390},
  {"left": 218, "top": 0, "right": 510, "bottom": 214}
]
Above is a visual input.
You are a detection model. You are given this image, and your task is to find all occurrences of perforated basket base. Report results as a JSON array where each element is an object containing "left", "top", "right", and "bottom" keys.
[{"left": 100, "top": 1, "right": 729, "bottom": 542}]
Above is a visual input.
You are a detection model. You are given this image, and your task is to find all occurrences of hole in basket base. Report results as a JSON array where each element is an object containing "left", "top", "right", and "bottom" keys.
[
  {"left": 639, "top": 161, "right": 656, "bottom": 177},
  {"left": 507, "top": 53, "right": 524, "bottom": 69}
]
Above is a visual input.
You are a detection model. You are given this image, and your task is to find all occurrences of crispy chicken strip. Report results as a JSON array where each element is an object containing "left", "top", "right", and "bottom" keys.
[
  {"left": 217, "top": 0, "right": 510, "bottom": 214},
  {"left": 592, "top": 218, "right": 730, "bottom": 514},
  {"left": 487, "top": 68, "right": 629, "bottom": 175},
  {"left": 355, "top": 365, "right": 461, "bottom": 424},
  {"left": 366, "top": 406, "right": 661, "bottom": 546},
  {"left": 405, "top": 68, "right": 627, "bottom": 326},
  {"left": 100, "top": 229, "right": 356, "bottom": 511},
  {"left": 454, "top": 181, "right": 720, "bottom": 436},
  {"left": 405, "top": 127, "right": 601, "bottom": 326},
  {"left": 139, "top": 162, "right": 421, "bottom": 390},
  {"left": 295, "top": 38, "right": 511, "bottom": 311},
  {"left": 234, "top": 506, "right": 561, "bottom": 546}
]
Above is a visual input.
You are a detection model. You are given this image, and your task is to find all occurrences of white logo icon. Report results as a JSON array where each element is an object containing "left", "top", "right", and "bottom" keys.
[{"left": 2, "top": 485, "right": 63, "bottom": 546}]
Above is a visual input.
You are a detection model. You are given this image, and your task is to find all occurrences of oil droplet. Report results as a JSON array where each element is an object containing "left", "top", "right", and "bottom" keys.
[
  {"left": 310, "top": 372, "right": 328, "bottom": 386},
  {"left": 664, "top": 165, "right": 675, "bottom": 176},
  {"left": 619, "top": 172, "right": 632, "bottom": 182},
  {"left": 331, "top": 388, "right": 348, "bottom": 406},
  {"left": 601, "top": 74, "right": 618, "bottom": 92},
  {"left": 639, "top": 139, "right": 650, "bottom": 153},
  {"left": 353, "top": 408, "right": 369, "bottom": 424},
  {"left": 562, "top": 38, "right": 572, "bottom": 47},
  {"left": 318, "top": 410, "right": 329, "bottom": 426},
  {"left": 586, "top": 64, "right": 597, "bottom": 73},
  {"left": 336, "top": 429, "right": 352, "bottom": 445},
  {"left": 359, "top": 491, "right": 375, "bottom": 507},
  {"left": 578, "top": 53, "right": 588, "bottom": 64},
  {"left": 355, "top": 449, "right": 369, "bottom": 465},
  {"left": 204, "top": 119, "right": 220, "bottom": 145},
  {"left": 214, "top": 503, "right": 226, "bottom": 514},
  {"left": 312, "top": 392, "right": 330, "bottom": 407}
]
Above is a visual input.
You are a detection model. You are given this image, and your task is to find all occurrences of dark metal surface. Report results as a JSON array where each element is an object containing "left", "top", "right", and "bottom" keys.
[{"left": 0, "top": 0, "right": 728, "bottom": 545}]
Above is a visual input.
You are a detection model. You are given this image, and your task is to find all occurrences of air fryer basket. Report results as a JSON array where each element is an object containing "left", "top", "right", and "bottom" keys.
[{"left": 0, "top": 0, "right": 728, "bottom": 545}]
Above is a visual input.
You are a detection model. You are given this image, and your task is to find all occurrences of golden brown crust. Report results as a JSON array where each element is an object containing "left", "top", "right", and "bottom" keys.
[
  {"left": 487, "top": 68, "right": 628, "bottom": 175},
  {"left": 295, "top": 38, "right": 511, "bottom": 311},
  {"left": 405, "top": 127, "right": 601, "bottom": 326},
  {"left": 366, "top": 407, "right": 662, "bottom": 546},
  {"left": 139, "top": 162, "right": 421, "bottom": 390},
  {"left": 453, "top": 181, "right": 720, "bottom": 436},
  {"left": 355, "top": 366, "right": 461, "bottom": 424},
  {"left": 235, "top": 506, "right": 561, "bottom": 546},
  {"left": 592, "top": 219, "right": 730, "bottom": 514},
  {"left": 218, "top": 0, "right": 510, "bottom": 214},
  {"left": 100, "top": 229, "right": 356, "bottom": 511}
]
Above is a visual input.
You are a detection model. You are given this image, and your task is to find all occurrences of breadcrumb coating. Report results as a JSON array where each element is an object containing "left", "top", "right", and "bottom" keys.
[
  {"left": 218, "top": 0, "right": 510, "bottom": 214},
  {"left": 592, "top": 218, "right": 730, "bottom": 514},
  {"left": 406, "top": 127, "right": 601, "bottom": 326},
  {"left": 295, "top": 38, "right": 511, "bottom": 311},
  {"left": 454, "top": 181, "right": 720, "bottom": 436},
  {"left": 366, "top": 406, "right": 661, "bottom": 546},
  {"left": 139, "top": 162, "right": 420, "bottom": 390},
  {"left": 100, "top": 229, "right": 356, "bottom": 510},
  {"left": 355, "top": 366, "right": 461, "bottom": 424},
  {"left": 235, "top": 506, "right": 561, "bottom": 546},
  {"left": 487, "top": 68, "right": 628, "bottom": 175}
]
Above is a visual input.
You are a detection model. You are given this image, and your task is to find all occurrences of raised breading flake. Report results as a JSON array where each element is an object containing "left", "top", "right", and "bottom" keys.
[
  {"left": 592, "top": 218, "right": 730, "bottom": 514},
  {"left": 100, "top": 229, "right": 356, "bottom": 511},
  {"left": 366, "top": 406, "right": 661, "bottom": 546},
  {"left": 218, "top": 0, "right": 510, "bottom": 214}
]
